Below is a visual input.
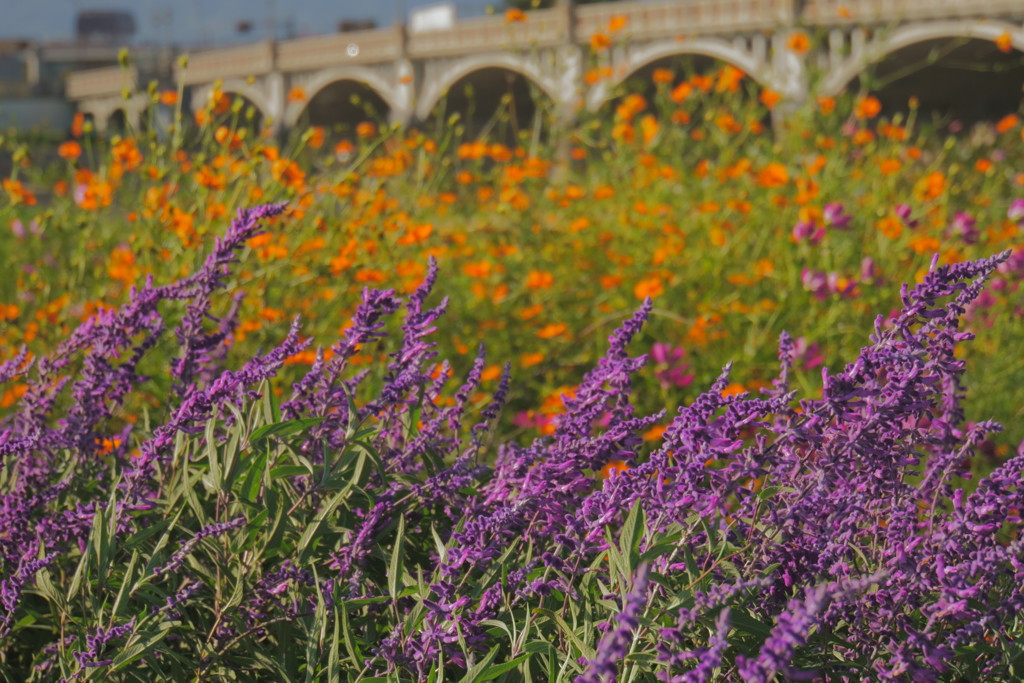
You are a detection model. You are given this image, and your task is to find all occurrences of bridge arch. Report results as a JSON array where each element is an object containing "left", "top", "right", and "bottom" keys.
[
  {"left": 107, "top": 108, "right": 128, "bottom": 135},
  {"left": 587, "top": 38, "right": 778, "bottom": 111},
  {"left": 820, "top": 20, "right": 1024, "bottom": 97},
  {"left": 283, "top": 67, "right": 398, "bottom": 130},
  {"left": 415, "top": 54, "right": 561, "bottom": 123},
  {"left": 191, "top": 79, "right": 274, "bottom": 128}
]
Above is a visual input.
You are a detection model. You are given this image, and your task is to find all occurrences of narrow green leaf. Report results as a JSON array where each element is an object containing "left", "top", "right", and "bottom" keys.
[{"left": 388, "top": 515, "right": 406, "bottom": 602}]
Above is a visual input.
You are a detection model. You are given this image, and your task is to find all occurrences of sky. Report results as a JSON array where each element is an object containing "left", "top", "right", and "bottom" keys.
[{"left": 2, "top": 0, "right": 493, "bottom": 45}]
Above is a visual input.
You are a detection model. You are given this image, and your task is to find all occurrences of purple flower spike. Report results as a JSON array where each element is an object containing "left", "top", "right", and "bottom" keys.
[{"left": 577, "top": 565, "right": 650, "bottom": 683}]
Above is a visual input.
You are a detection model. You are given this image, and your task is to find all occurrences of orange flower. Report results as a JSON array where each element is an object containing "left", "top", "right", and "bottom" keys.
[
  {"left": 608, "top": 15, "right": 628, "bottom": 32},
  {"left": 640, "top": 115, "right": 659, "bottom": 145},
  {"left": 521, "top": 352, "right": 544, "bottom": 367},
  {"left": 756, "top": 162, "right": 789, "bottom": 188},
  {"left": 287, "top": 86, "right": 307, "bottom": 102},
  {"left": 670, "top": 81, "right": 693, "bottom": 103},
  {"left": 356, "top": 121, "right": 376, "bottom": 138},
  {"left": 526, "top": 270, "right": 554, "bottom": 289},
  {"left": 71, "top": 111, "right": 85, "bottom": 137},
  {"left": 996, "top": 114, "right": 1019, "bottom": 133},
  {"left": 878, "top": 158, "right": 902, "bottom": 175},
  {"left": 915, "top": 171, "right": 946, "bottom": 201},
  {"left": 715, "top": 65, "right": 744, "bottom": 93},
  {"left": 536, "top": 322, "right": 568, "bottom": 339},
  {"left": 996, "top": 32, "right": 1013, "bottom": 54},
  {"left": 590, "top": 32, "right": 611, "bottom": 51},
  {"left": 57, "top": 141, "right": 82, "bottom": 160},
  {"left": 786, "top": 31, "right": 811, "bottom": 55},
  {"left": 504, "top": 8, "right": 526, "bottom": 23},
  {"left": 634, "top": 276, "right": 664, "bottom": 299},
  {"left": 307, "top": 126, "right": 325, "bottom": 149},
  {"left": 817, "top": 96, "right": 836, "bottom": 115},
  {"left": 159, "top": 90, "right": 179, "bottom": 106},
  {"left": 599, "top": 460, "right": 630, "bottom": 479},
  {"left": 652, "top": 68, "right": 675, "bottom": 85},
  {"left": 854, "top": 95, "right": 881, "bottom": 120},
  {"left": 876, "top": 216, "right": 903, "bottom": 240},
  {"left": 759, "top": 89, "right": 782, "bottom": 110},
  {"left": 112, "top": 138, "right": 143, "bottom": 170},
  {"left": 643, "top": 424, "right": 666, "bottom": 441},
  {"left": 721, "top": 382, "right": 746, "bottom": 398}
]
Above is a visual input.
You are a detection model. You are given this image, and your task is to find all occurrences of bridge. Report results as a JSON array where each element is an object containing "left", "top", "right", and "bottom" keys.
[{"left": 65, "top": 0, "right": 1024, "bottom": 134}]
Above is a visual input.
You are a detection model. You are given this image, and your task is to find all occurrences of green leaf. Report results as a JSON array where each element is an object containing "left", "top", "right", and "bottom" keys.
[
  {"left": 270, "top": 464, "right": 312, "bottom": 479},
  {"left": 619, "top": 499, "right": 645, "bottom": 574},
  {"left": 533, "top": 607, "right": 596, "bottom": 661},
  {"left": 297, "top": 487, "right": 350, "bottom": 563},
  {"left": 472, "top": 652, "right": 531, "bottom": 681},
  {"left": 388, "top": 515, "right": 406, "bottom": 602},
  {"left": 249, "top": 417, "right": 326, "bottom": 447}
]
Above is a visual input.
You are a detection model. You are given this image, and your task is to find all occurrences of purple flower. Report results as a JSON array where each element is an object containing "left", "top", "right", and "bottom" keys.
[
  {"left": 950, "top": 211, "right": 979, "bottom": 244},
  {"left": 791, "top": 219, "right": 824, "bottom": 245},
  {"left": 651, "top": 343, "right": 694, "bottom": 389},
  {"left": 577, "top": 565, "right": 650, "bottom": 682},
  {"left": 1008, "top": 198, "right": 1024, "bottom": 224},
  {"left": 895, "top": 203, "right": 920, "bottom": 229},
  {"left": 823, "top": 202, "right": 852, "bottom": 230}
]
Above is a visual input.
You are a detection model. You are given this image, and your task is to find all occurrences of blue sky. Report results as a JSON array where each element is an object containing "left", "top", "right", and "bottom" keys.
[{"left": 3, "top": 0, "right": 492, "bottom": 45}]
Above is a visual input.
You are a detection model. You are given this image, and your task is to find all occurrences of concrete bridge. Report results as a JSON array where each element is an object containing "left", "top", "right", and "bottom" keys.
[{"left": 66, "top": 0, "right": 1024, "bottom": 134}]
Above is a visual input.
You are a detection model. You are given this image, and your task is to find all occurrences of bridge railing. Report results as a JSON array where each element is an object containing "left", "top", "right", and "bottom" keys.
[
  {"left": 406, "top": 7, "right": 567, "bottom": 58},
  {"left": 804, "top": 0, "right": 1024, "bottom": 23},
  {"left": 277, "top": 27, "right": 402, "bottom": 71},
  {"left": 175, "top": 42, "right": 275, "bottom": 85},
  {"left": 66, "top": 65, "right": 137, "bottom": 99},
  {"left": 575, "top": 0, "right": 796, "bottom": 39}
]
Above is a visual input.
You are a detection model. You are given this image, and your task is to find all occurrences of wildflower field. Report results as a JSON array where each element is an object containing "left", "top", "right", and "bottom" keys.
[{"left": 2, "top": 31, "right": 1024, "bottom": 681}]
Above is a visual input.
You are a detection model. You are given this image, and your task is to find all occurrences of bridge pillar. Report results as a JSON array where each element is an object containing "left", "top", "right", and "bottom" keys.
[
  {"left": 391, "top": 58, "right": 415, "bottom": 128},
  {"left": 264, "top": 71, "right": 286, "bottom": 135},
  {"left": 771, "top": 31, "right": 810, "bottom": 128}
]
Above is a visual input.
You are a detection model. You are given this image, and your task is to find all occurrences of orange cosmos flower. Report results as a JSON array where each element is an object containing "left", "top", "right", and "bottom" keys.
[
  {"left": 634, "top": 276, "right": 664, "bottom": 299},
  {"left": 71, "top": 111, "right": 85, "bottom": 137},
  {"left": 670, "top": 81, "right": 692, "bottom": 103},
  {"left": 356, "top": 121, "right": 376, "bottom": 138},
  {"left": 590, "top": 32, "right": 611, "bottom": 51},
  {"left": 757, "top": 162, "right": 789, "bottom": 188},
  {"left": 505, "top": 8, "right": 526, "bottom": 23},
  {"left": 786, "top": 31, "right": 811, "bottom": 54},
  {"left": 760, "top": 89, "right": 782, "bottom": 110},
  {"left": 536, "top": 322, "right": 567, "bottom": 339},
  {"left": 854, "top": 95, "right": 882, "bottom": 119},
  {"left": 721, "top": 383, "right": 746, "bottom": 398},
  {"left": 652, "top": 68, "right": 674, "bottom": 84},
  {"left": 521, "top": 352, "right": 544, "bottom": 367},
  {"left": 57, "top": 141, "right": 82, "bottom": 160},
  {"left": 715, "top": 65, "right": 744, "bottom": 93},
  {"left": 599, "top": 460, "right": 630, "bottom": 479},
  {"left": 159, "top": 90, "right": 179, "bottom": 106},
  {"left": 287, "top": 86, "right": 307, "bottom": 102},
  {"left": 996, "top": 32, "right": 1013, "bottom": 54},
  {"left": 876, "top": 216, "right": 903, "bottom": 240},
  {"left": 526, "top": 270, "right": 554, "bottom": 289},
  {"left": 608, "top": 15, "right": 627, "bottom": 32},
  {"left": 996, "top": 114, "right": 1019, "bottom": 133},
  {"left": 817, "top": 96, "right": 836, "bottom": 115}
]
